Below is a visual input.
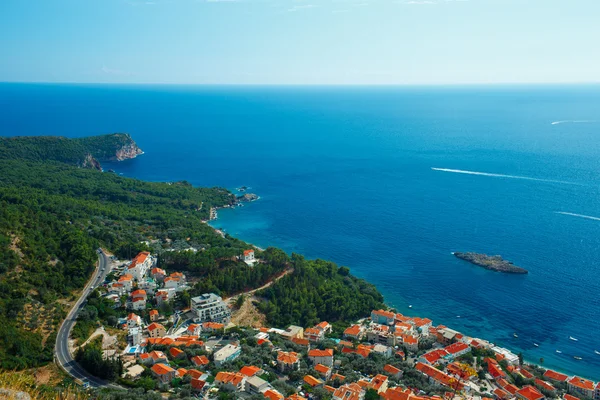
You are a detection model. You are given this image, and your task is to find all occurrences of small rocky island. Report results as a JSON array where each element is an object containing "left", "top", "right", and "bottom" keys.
[
  {"left": 237, "top": 193, "right": 259, "bottom": 202},
  {"left": 454, "top": 252, "right": 528, "bottom": 274}
]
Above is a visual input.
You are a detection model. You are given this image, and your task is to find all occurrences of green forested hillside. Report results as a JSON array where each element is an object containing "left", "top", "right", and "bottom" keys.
[
  {"left": 258, "top": 254, "right": 385, "bottom": 328},
  {"left": 0, "top": 134, "right": 385, "bottom": 371},
  {"left": 0, "top": 155, "right": 237, "bottom": 368},
  {"left": 0, "top": 133, "right": 138, "bottom": 168}
]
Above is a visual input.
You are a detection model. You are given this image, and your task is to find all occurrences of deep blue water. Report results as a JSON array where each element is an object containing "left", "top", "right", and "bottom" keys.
[{"left": 2, "top": 83, "right": 600, "bottom": 379}]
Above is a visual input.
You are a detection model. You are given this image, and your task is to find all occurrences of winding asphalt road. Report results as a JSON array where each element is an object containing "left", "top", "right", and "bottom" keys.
[{"left": 54, "top": 249, "right": 121, "bottom": 389}]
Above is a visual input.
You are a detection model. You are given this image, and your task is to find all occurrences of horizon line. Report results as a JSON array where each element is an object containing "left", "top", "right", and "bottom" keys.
[{"left": 1, "top": 81, "right": 600, "bottom": 87}]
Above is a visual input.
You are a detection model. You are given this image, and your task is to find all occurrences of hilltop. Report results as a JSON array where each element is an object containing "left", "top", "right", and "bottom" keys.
[{"left": 0, "top": 133, "right": 142, "bottom": 170}]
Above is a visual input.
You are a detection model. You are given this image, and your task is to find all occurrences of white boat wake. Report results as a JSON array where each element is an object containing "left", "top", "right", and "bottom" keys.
[
  {"left": 551, "top": 120, "right": 596, "bottom": 125},
  {"left": 555, "top": 212, "right": 600, "bottom": 222},
  {"left": 431, "top": 168, "right": 579, "bottom": 185}
]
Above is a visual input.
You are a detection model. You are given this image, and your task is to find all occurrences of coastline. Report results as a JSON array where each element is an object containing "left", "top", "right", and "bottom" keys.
[{"left": 210, "top": 200, "right": 599, "bottom": 381}]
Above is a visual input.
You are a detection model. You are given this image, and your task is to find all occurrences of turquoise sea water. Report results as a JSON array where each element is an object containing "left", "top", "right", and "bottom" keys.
[{"left": 1, "top": 83, "right": 600, "bottom": 379}]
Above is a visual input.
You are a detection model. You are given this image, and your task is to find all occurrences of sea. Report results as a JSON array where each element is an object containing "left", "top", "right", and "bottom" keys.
[{"left": 1, "top": 83, "right": 600, "bottom": 379}]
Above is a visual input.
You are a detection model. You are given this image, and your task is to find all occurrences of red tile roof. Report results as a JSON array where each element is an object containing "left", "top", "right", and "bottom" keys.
[
  {"left": 568, "top": 376, "right": 594, "bottom": 391},
  {"left": 383, "top": 364, "right": 401, "bottom": 375},
  {"left": 191, "top": 355, "right": 209, "bottom": 366},
  {"left": 303, "top": 375, "right": 323, "bottom": 387},
  {"left": 169, "top": 347, "right": 184, "bottom": 358},
  {"left": 308, "top": 348, "right": 333, "bottom": 357},
  {"left": 515, "top": 386, "right": 544, "bottom": 400},
  {"left": 151, "top": 363, "right": 175, "bottom": 375},
  {"left": 543, "top": 369, "right": 568, "bottom": 382},
  {"left": 372, "top": 309, "right": 396, "bottom": 319},
  {"left": 314, "top": 364, "right": 330, "bottom": 375},
  {"left": 535, "top": 378, "right": 556, "bottom": 392},
  {"left": 344, "top": 325, "right": 362, "bottom": 336},
  {"left": 240, "top": 365, "right": 261, "bottom": 377},
  {"left": 444, "top": 342, "right": 469, "bottom": 355}
]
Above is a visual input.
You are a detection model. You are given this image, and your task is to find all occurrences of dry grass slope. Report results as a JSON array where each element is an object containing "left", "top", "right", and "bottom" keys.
[{"left": 0, "top": 371, "right": 88, "bottom": 400}]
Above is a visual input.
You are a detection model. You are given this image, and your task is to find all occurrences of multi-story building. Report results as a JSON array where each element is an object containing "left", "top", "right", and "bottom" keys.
[
  {"left": 148, "top": 322, "right": 166, "bottom": 338},
  {"left": 308, "top": 349, "right": 334, "bottom": 367},
  {"left": 127, "top": 251, "right": 153, "bottom": 281},
  {"left": 151, "top": 363, "right": 176, "bottom": 384},
  {"left": 568, "top": 377, "right": 595, "bottom": 399},
  {"left": 191, "top": 293, "right": 231, "bottom": 324},
  {"left": 277, "top": 351, "right": 300, "bottom": 373},
  {"left": 128, "top": 327, "right": 142, "bottom": 346}
]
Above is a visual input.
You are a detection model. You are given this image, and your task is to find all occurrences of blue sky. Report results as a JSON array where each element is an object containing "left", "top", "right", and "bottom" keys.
[{"left": 1, "top": 0, "right": 599, "bottom": 84}]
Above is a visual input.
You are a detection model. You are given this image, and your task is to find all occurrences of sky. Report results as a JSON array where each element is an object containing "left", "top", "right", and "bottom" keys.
[{"left": 1, "top": 0, "right": 599, "bottom": 85}]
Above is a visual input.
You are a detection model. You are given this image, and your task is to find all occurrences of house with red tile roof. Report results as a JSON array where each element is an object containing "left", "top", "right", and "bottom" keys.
[
  {"left": 303, "top": 375, "right": 324, "bottom": 388},
  {"left": 486, "top": 358, "right": 506, "bottom": 380},
  {"left": 544, "top": 369, "right": 569, "bottom": 383},
  {"left": 277, "top": 351, "right": 300, "bottom": 372},
  {"left": 285, "top": 395, "right": 307, "bottom": 400},
  {"left": 240, "top": 365, "right": 262, "bottom": 377},
  {"left": 202, "top": 321, "right": 224, "bottom": 333},
  {"left": 314, "top": 364, "right": 332, "bottom": 380},
  {"left": 535, "top": 379, "right": 556, "bottom": 393},
  {"left": 177, "top": 368, "right": 188, "bottom": 377},
  {"left": 568, "top": 377, "right": 595, "bottom": 399},
  {"left": 126, "top": 313, "right": 142, "bottom": 329},
  {"left": 128, "top": 251, "right": 152, "bottom": 281},
  {"left": 151, "top": 267, "right": 166, "bottom": 281},
  {"left": 494, "top": 388, "right": 510, "bottom": 400},
  {"left": 344, "top": 324, "right": 365, "bottom": 341},
  {"left": 169, "top": 347, "right": 185, "bottom": 360},
  {"left": 372, "top": 309, "right": 396, "bottom": 325},
  {"left": 383, "top": 364, "right": 403, "bottom": 379},
  {"left": 332, "top": 383, "right": 364, "bottom": 400},
  {"left": 331, "top": 373, "right": 345, "bottom": 382},
  {"left": 186, "top": 323, "right": 201, "bottom": 336},
  {"left": 149, "top": 309, "right": 159, "bottom": 321},
  {"left": 147, "top": 322, "right": 166, "bottom": 338},
  {"left": 444, "top": 342, "right": 470, "bottom": 358},
  {"left": 563, "top": 394, "right": 579, "bottom": 400},
  {"left": 516, "top": 386, "right": 545, "bottom": 400},
  {"left": 419, "top": 349, "right": 449, "bottom": 365},
  {"left": 316, "top": 321, "right": 332, "bottom": 333},
  {"left": 308, "top": 348, "right": 334, "bottom": 367},
  {"left": 264, "top": 389, "right": 284, "bottom": 400},
  {"left": 191, "top": 378, "right": 206, "bottom": 392},
  {"left": 117, "top": 274, "right": 134, "bottom": 291},
  {"left": 402, "top": 335, "right": 419, "bottom": 353},
  {"left": 368, "top": 374, "right": 389, "bottom": 393},
  {"left": 415, "top": 362, "right": 464, "bottom": 391},
  {"left": 305, "top": 327, "right": 325, "bottom": 342},
  {"left": 505, "top": 384, "right": 520, "bottom": 396},
  {"left": 191, "top": 355, "right": 209, "bottom": 368},
  {"left": 149, "top": 350, "right": 168, "bottom": 364},
  {"left": 215, "top": 372, "right": 246, "bottom": 392},
  {"left": 291, "top": 337, "right": 310, "bottom": 347},
  {"left": 151, "top": 363, "right": 176, "bottom": 384},
  {"left": 187, "top": 369, "right": 203, "bottom": 379}
]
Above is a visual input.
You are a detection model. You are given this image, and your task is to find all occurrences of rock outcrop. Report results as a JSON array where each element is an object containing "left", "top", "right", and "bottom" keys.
[{"left": 454, "top": 252, "right": 528, "bottom": 274}]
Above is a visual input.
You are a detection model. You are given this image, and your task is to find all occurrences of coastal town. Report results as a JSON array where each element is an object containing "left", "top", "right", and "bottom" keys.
[{"left": 80, "top": 250, "right": 600, "bottom": 400}]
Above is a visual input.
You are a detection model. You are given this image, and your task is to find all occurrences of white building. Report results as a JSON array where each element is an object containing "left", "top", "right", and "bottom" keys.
[
  {"left": 214, "top": 344, "right": 241, "bottom": 366},
  {"left": 491, "top": 346, "right": 520, "bottom": 365},
  {"left": 191, "top": 293, "right": 231, "bottom": 324},
  {"left": 127, "top": 313, "right": 142, "bottom": 329},
  {"left": 128, "top": 327, "right": 143, "bottom": 346},
  {"left": 242, "top": 249, "right": 256, "bottom": 266},
  {"left": 127, "top": 251, "right": 153, "bottom": 281}
]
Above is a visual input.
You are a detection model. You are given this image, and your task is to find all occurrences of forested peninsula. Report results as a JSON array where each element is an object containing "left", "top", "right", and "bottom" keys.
[{"left": 0, "top": 134, "right": 383, "bottom": 370}]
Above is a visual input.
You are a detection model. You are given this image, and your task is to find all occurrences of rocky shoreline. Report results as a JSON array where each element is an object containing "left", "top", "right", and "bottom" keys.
[{"left": 454, "top": 252, "right": 528, "bottom": 274}]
